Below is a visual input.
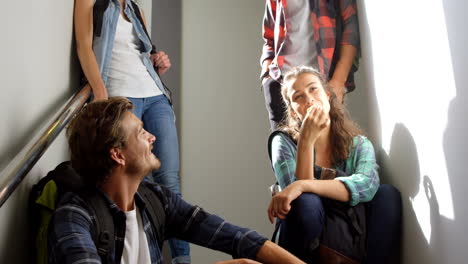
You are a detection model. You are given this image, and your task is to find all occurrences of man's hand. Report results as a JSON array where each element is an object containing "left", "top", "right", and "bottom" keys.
[
  {"left": 261, "top": 75, "right": 271, "bottom": 86},
  {"left": 328, "top": 78, "right": 345, "bottom": 103},
  {"left": 215, "top": 259, "right": 262, "bottom": 264},
  {"left": 150, "top": 51, "right": 171, "bottom": 75},
  {"left": 267, "top": 181, "right": 304, "bottom": 223},
  {"left": 260, "top": 59, "right": 272, "bottom": 85}
]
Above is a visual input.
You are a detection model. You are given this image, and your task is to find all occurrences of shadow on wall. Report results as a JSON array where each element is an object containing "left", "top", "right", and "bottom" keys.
[
  {"left": 356, "top": 2, "right": 462, "bottom": 263},
  {"left": 382, "top": 124, "right": 452, "bottom": 263},
  {"left": 441, "top": 0, "right": 468, "bottom": 261}
]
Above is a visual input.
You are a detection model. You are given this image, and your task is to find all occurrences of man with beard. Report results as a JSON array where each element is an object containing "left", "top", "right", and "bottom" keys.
[{"left": 48, "top": 97, "right": 303, "bottom": 264}]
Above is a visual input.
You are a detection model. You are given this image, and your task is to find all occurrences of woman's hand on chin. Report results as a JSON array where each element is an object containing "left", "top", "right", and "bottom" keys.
[{"left": 299, "top": 104, "right": 330, "bottom": 144}]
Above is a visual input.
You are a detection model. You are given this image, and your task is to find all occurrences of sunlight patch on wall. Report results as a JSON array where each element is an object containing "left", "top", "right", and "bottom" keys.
[{"left": 363, "top": 0, "right": 456, "bottom": 241}]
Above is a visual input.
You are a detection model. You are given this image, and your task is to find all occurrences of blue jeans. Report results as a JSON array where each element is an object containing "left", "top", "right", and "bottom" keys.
[
  {"left": 278, "top": 184, "right": 401, "bottom": 264},
  {"left": 128, "top": 95, "right": 190, "bottom": 264},
  {"left": 278, "top": 193, "right": 323, "bottom": 263},
  {"left": 364, "top": 184, "right": 402, "bottom": 264}
]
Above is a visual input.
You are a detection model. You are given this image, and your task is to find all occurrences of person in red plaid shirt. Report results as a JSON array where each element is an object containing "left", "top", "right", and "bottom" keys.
[{"left": 260, "top": 0, "right": 360, "bottom": 130}]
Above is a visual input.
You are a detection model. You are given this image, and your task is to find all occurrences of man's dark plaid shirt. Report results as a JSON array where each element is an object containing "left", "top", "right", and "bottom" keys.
[{"left": 48, "top": 183, "right": 268, "bottom": 264}]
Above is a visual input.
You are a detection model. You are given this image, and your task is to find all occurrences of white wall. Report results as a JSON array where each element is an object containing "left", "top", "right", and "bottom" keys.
[
  {"left": 0, "top": 1, "right": 78, "bottom": 262},
  {"left": 180, "top": 0, "right": 273, "bottom": 263},
  {"left": 348, "top": 0, "right": 468, "bottom": 263},
  {"left": 151, "top": 0, "right": 182, "bottom": 121},
  {"left": 0, "top": 1, "right": 155, "bottom": 262},
  {"left": 151, "top": 1, "right": 181, "bottom": 262}
]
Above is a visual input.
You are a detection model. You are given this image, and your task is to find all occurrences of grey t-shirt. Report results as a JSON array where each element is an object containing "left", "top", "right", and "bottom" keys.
[{"left": 282, "top": 0, "right": 317, "bottom": 73}]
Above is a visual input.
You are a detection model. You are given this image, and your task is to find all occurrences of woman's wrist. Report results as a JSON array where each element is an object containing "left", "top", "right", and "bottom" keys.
[
  {"left": 294, "top": 180, "right": 310, "bottom": 194},
  {"left": 298, "top": 133, "right": 316, "bottom": 148}
]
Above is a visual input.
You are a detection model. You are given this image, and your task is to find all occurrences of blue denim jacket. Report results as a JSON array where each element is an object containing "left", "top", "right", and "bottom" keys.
[
  {"left": 93, "top": 0, "right": 171, "bottom": 100},
  {"left": 48, "top": 182, "right": 268, "bottom": 264}
]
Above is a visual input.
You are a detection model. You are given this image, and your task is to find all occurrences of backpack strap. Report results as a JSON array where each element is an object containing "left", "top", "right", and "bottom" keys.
[
  {"left": 267, "top": 130, "right": 294, "bottom": 163},
  {"left": 130, "top": 0, "right": 157, "bottom": 54},
  {"left": 130, "top": 0, "right": 174, "bottom": 102},
  {"left": 78, "top": 184, "right": 167, "bottom": 263},
  {"left": 80, "top": 191, "right": 115, "bottom": 264},
  {"left": 93, "top": 0, "right": 110, "bottom": 37},
  {"left": 138, "top": 183, "right": 166, "bottom": 245}
]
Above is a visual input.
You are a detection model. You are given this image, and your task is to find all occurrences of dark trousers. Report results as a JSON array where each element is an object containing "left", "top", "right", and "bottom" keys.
[
  {"left": 278, "top": 184, "right": 402, "bottom": 264},
  {"left": 262, "top": 78, "right": 286, "bottom": 130}
]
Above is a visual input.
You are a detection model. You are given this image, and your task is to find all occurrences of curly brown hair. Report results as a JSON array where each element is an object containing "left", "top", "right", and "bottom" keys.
[
  {"left": 279, "top": 66, "right": 363, "bottom": 166},
  {"left": 67, "top": 97, "right": 134, "bottom": 187}
]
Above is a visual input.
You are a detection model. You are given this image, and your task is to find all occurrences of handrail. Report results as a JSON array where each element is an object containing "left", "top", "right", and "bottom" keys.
[{"left": 0, "top": 85, "right": 91, "bottom": 207}]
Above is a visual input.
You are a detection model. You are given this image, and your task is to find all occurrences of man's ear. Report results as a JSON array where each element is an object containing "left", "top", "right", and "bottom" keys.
[{"left": 110, "top": 148, "right": 125, "bottom": 166}]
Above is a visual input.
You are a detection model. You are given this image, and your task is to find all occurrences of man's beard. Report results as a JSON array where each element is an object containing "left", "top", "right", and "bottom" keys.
[{"left": 126, "top": 156, "right": 161, "bottom": 179}]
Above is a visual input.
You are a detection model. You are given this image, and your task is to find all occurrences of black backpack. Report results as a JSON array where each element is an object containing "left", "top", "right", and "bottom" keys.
[
  {"left": 267, "top": 131, "right": 367, "bottom": 263},
  {"left": 29, "top": 161, "right": 166, "bottom": 264}
]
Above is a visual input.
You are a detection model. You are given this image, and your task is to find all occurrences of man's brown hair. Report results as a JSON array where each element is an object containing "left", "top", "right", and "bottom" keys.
[{"left": 67, "top": 97, "right": 133, "bottom": 187}]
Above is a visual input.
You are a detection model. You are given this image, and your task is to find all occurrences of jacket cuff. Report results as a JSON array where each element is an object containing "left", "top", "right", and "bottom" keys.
[{"left": 234, "top": 230, "right": 268, "bottom": 260}]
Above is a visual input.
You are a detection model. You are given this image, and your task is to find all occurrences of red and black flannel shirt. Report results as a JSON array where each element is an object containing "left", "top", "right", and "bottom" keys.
[{"left": 261, "top": 0, "right": 360, "bottom": 91}]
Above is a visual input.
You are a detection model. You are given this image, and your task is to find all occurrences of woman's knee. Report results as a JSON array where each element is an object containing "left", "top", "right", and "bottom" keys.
[
  {"left": 280, "top": 193, "right": 323, "bottom": 255},
  {"left": 374, "top": 184, "right": 402, "bottom": 213},
  {"left": 369, "top": 184, "right": 402, "bottom": 230},
  {"left": 288, "top": 193, "right": 324, "bottom": 226}
]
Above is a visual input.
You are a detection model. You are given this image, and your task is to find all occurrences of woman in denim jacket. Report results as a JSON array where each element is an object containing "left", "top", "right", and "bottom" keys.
[{"left": 74, "top": 0, "right": 189, "bottom": 263}]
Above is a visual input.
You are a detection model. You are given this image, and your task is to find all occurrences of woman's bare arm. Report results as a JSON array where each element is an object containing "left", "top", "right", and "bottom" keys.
[
  {"left": 268, "top": 179, "right": 349, "bottom": 222},
  {"left": 74, "top": 0, "right": 108, "bottom": 100}
]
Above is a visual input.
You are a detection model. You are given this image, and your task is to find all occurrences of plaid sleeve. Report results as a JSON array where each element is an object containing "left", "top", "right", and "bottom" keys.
[
  {"left": 48, "top": 194, "right": 101, "bottom": 264},
  {"left": 339, "top": 0, "right": 360, "bottom": 48},
  {"left": 157, "top": 185, "right": 268, "bottom": 259},
  {"left": 260, "top": 0, "right": 277, "bottom": 65},
  {"left": 336, "top": 136, "right": 380, "bottom": 206},
  {"left": 271, "top": 133, "right": 298, "bottom": 190}
]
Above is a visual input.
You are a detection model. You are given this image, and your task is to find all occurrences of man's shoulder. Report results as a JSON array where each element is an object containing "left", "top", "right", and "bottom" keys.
[
  {"left": 53, "top": 191, "right": 95, "bottom": 220},
  {"left": 140, "top": 181, "right": 166, "bottom": 196},
  {"left": 138, "top": 181, "right": 172, "bottom": 208}
]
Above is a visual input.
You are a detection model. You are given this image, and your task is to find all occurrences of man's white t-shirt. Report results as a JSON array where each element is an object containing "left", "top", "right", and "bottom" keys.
[{"left": 121, "top": 206, "right": 152, "bottom": 264}]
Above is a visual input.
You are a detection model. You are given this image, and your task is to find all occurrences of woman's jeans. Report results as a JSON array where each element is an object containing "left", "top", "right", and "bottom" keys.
[
  {"left": 278, "top": 184, "right": 402, "bottom": 264},
  {"left": 128, "top": 95, "right": 190, "bottom": 264}
]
